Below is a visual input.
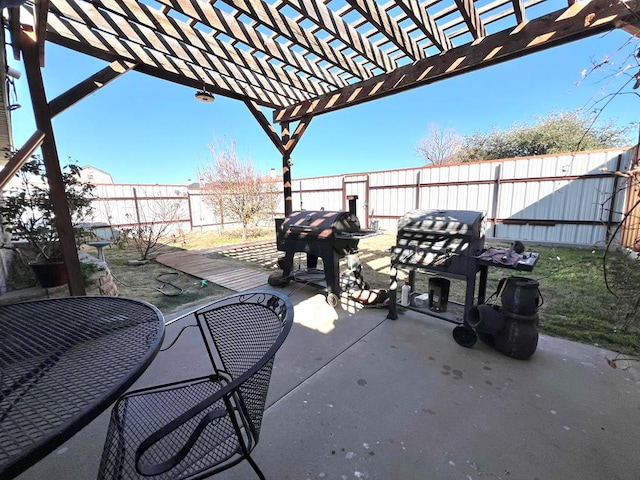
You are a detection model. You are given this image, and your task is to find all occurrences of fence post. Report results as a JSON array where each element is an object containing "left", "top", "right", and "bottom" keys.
[
  {"left": 133, "top": 187, "right": 141, "bottom": 226},
  {"left": 187, "top": 190, "right": 194, "bottom": 231},
  {"left": 491, "top": 164, "right": 502, "bottom": 238},
  {"left": 415, "top": 170, "right": 421, "bottom": 210}
]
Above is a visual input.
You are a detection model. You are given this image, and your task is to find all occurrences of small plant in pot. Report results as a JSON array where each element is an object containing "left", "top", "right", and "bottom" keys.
[{"left": 0, "top": 156, "right": 95, "bottom": 288}]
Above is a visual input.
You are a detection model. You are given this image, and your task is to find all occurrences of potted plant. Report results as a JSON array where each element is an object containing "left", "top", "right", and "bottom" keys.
[{"left": 0, "top": 156, "right": 95, "bottom": 288}]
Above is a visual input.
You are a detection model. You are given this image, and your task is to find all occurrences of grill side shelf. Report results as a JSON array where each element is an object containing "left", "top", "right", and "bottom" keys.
[{"left": 397, "top": 299, "right": 467, "bottom": 325}]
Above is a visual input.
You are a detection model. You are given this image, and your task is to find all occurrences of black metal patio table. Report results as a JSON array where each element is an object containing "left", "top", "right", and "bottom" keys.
[{"left": 0, "top": 296, "right": 165, "bottom": 479}]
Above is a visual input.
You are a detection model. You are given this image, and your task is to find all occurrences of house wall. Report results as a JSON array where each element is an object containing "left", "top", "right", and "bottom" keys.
[{"left": 79, "top": 166, "right": 114, "bottom": 184}]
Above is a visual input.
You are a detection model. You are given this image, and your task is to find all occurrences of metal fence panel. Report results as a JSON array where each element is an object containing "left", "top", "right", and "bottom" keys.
[{"left": 85, "top": 148, "right": 636, "bottom": 248}]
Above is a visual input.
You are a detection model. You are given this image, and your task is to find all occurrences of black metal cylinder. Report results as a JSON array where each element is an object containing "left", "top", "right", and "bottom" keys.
[
  {"left": 347, "top": 195, "right": 358, "bottom": 216},
  {"left": 494, "top": 276, "right": 541, "bottom": 360},
  {"left": 467, "top": 304, "right": 504, "bottom": 335},
  {"left": 493, "top": 315, "right": 539, "bottom": 360},
  {"left": 500, "top": 277, "right": 540, "bottom": 315},
  {"left": 428, "top": 277, "right": 450, "bottom": 312}
]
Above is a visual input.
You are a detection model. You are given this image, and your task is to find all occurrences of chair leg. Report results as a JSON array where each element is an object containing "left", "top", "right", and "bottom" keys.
[{"left": 245, "top": 454, "right": 266, "bottom": 480}]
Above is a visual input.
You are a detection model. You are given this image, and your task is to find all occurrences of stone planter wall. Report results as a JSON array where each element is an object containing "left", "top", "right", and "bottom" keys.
[
  {"left": 78, "top": 250, "right": 118, "bottom": 297},
  {"left": 0, "top": 250, "right": 119, "bottom": 304}
]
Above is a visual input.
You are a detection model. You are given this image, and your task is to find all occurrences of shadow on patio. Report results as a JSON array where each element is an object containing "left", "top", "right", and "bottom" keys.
[{"left": 16, "top": 284, "right": 640, "bottom": 480}]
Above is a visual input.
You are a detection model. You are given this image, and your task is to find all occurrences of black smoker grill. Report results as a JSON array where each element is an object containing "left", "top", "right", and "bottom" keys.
[
  {"left": 276, "top": 196, "right": 365, "bottom": 305},
  {"left": 387, "top": 209, "right": 486, "bottom": 321}
]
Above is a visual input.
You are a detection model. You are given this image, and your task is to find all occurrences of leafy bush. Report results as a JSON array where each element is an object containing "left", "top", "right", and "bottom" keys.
[
  {"left": 460, "top": 110, "right": 632, "bottom": 161},
  {"left": 0, "top": 156, "right": 95, "bottom": 262}
]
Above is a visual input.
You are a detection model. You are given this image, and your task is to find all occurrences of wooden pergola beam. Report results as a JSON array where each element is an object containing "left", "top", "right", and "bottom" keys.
[
  {"left": 454, "top": 0, "right": 487, "bottom": 39},
  {"left": 245, "top": 100, "right": 286, "bottom": 156},
  {"left": 21, "top": 30, "right": 86, "bottom": 296},
  {"left": 45, "top": 30, "right": 264, "bottom": 106},
  {"left": 274, "top": 0, "right": 638, "bottom": 123},
  {"left": 0, "top": 130, "right": 45, "bottom": 191},
  {"left": 346, "top": 0, "right": 425, "bottom": 60},
  {"left": 49, "top": 60, "right": 136, "bottom": 117},
  {"left": 245, "top": 101, "right": 311, "bottom": 161},
  {"left": 283, "top": 116, "right": 312, "bottom": 155},
  {"left": 511, "top": 0, "right": 526, "bottom": 24},
  {"left": 35, "top": 0, "right": 50, "bottom": 66},
  {"left": 8, "top": 7, "right": 22, "bottom": 61},
  {"left": 621, "top": 18, "right": 640, "bottom": 37},
  {"left": 46, "top": 16, "right": 292, "bottom": 108},
  {"left": 285, "top": 0, "right": 396, "bottom": 71},
  {"left": 151, "top": 0, "right": 348, "bottom": 87},
  {"left": 244, "top": 100, "right": 313, "bottom": 217},
  {"left": 222, "top": 0, "right": 372, "bottom": 79},
  {"left": 396, "top": 0, "right": 453, "bottom": 52},
  {"left": 49, "top": 0, "right": 317, "bottom": 104}
]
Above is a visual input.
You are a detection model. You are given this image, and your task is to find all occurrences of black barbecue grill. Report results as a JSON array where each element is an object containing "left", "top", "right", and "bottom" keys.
[
  {"left": 394, "top": 209, "right": 485, "bottom": 273},
  {"left": 275, "top": 196, "right": 367, "bottom": 305},
  {"left": 387, "top": 209, "right": 486, "bottom": 321}
]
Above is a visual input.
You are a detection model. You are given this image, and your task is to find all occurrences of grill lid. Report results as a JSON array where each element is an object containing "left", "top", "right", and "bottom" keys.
[
  {"left": 398, "top": 209, "right": 485, "bottom": 238},
  {"left": 282, "top": 210, "right": 360, "bottom": 239}
]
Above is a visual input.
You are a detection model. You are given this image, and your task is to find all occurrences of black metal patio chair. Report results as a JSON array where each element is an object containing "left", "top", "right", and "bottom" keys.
[{"left": 97, "top": 290, "right": 294, "bottom": 480}]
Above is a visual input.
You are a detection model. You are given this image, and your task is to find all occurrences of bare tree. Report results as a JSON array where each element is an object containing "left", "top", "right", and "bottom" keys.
[
  {"left": 197, "top": 140, "right": 279, "bottom": 241},
  {"left": 125, "top": 187, "right": 187, "bottom": 260},
  {"left": 415, "top": 124, "right": 463, "bottom": 165},
  {"left": 577, "top": 34, "right": 640, "bottom": 366}
]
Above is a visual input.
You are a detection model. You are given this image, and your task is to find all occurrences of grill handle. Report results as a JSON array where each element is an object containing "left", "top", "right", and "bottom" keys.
[{"left": 289, "top": 225, "right": 316, "bottom": 234}]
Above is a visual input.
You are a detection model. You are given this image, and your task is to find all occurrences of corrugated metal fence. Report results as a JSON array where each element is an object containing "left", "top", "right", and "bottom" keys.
[{"left": 90, "top": 147, "right": 639, "bottom": 248}]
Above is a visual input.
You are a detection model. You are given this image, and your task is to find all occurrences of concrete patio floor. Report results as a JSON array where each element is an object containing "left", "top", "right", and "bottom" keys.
[{"left": 16, "top": 284, "right": 640, "bottom": 480}]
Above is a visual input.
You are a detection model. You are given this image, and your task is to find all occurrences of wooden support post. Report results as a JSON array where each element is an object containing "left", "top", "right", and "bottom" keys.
[
  {"left": 281, "top": 117, "right": 312, "bottom": 216},
  {"left": 21, "top": 30, "right": 86, "bottom": 295},
  {"left": 492, "top": 164, "right": 503, "bottom": 238},
  {"left": 245, "top": 101, "right": 313, "bottom": 217},
  {"left": 281, "top": 122, "right": 293, "bottom": 216},
  {"left": 364, "top": 175, "right": 370, "bottom": 228}
]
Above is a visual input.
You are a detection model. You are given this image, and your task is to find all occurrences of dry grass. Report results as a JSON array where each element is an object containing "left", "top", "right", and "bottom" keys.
[
  {"left": 90, "top": 248, "right": 227, "bottom": 316},
  {"left": 83, "top": 227, "right": 278, "bottom": 315},
  {"left": 170, "top": 228, "right": 276, "bottom": 251}
]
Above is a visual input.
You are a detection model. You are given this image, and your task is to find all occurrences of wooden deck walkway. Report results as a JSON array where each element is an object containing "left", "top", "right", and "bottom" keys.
[{"left": 156, "top": 249, "right": 272, "bottom": 293}]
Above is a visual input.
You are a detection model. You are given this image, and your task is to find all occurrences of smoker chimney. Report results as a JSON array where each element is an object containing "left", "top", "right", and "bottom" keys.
[{"left": 347, "top": 195, "right": 358, "bottom": 216}]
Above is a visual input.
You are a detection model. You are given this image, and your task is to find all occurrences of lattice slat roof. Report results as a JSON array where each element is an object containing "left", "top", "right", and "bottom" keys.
[{"left": 10, "top": 0, "right": 640, "bottom": 124}]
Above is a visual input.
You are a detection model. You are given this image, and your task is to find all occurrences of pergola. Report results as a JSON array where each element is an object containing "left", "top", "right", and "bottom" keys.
[{"left": 0, "top": 0, "right": 639, "bottom": 295}]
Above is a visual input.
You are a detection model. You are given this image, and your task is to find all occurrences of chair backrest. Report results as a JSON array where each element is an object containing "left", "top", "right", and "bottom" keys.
[{"left": 195, "top": 290, "right": 293, "bottom": 438}]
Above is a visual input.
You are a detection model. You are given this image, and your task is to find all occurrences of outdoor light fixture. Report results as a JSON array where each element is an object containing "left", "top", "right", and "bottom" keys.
[{"left": 195, "top": 88, "right": 215, "bottom": 103}]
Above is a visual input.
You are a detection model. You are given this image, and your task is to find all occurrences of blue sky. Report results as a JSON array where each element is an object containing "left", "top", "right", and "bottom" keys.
[{"left": 8, "top": 28, "right": 639, "bottom": 185}]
